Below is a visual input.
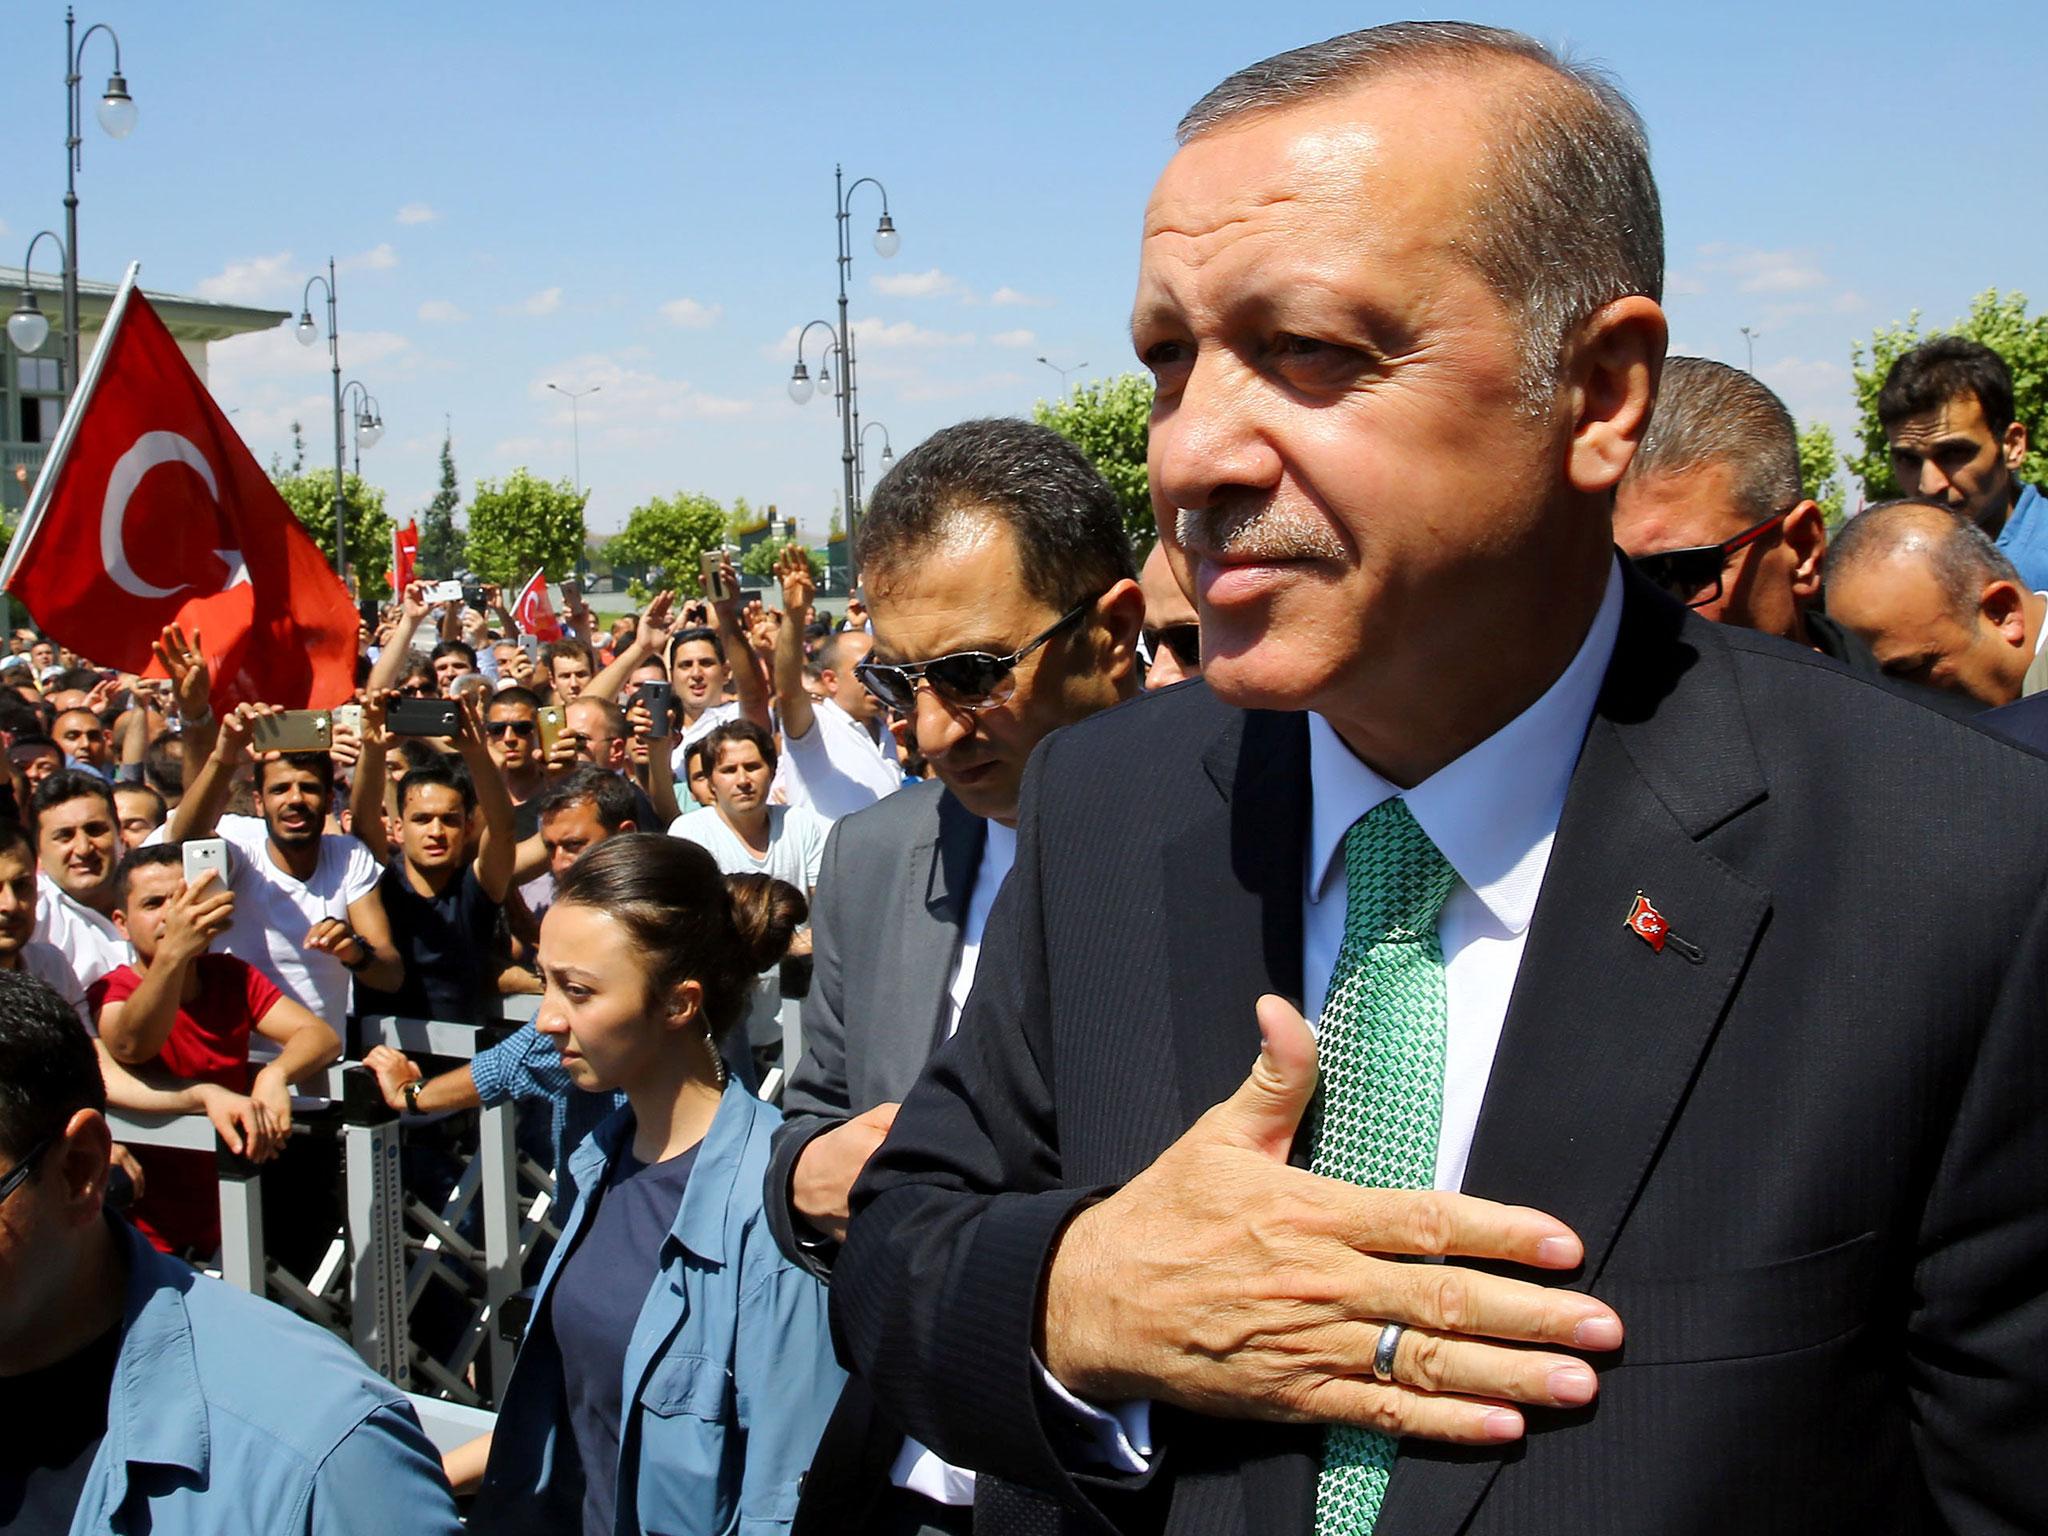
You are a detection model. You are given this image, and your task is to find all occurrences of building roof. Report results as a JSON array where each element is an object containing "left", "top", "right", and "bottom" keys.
[{"left": 0, "top": 265, "right": 286, "bottom": 343}]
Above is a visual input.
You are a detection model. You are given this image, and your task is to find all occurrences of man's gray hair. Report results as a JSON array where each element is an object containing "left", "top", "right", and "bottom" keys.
[
  {"left": 1828, "top": 498, "right": 2023, "bottom": 621},
  {"left": 1624, "top": 357, "right": 1802, "bottom": 522},
  {"left": 1178, "top": 21, "right": 1663, "bottom": 405}
]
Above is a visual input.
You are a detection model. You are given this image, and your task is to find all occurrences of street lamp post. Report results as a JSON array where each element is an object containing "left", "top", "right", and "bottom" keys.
[
  {"left": 62, "top": 7, "right": 136, "bottom": 395},
  {"left": 856, "top": 420, "right": 893, "bottom": 508},
  {"left": 7, "top": 232, "right": 68, "bottom": 357},
  {"left": 341, "top": 380, "right": 383, "bottom": 478},
  {"left": 1037, "top": 355, "right": 1087, "bottom": 395},
  {"left": 547, "top": 382, "right": 601, "bottom": 499},
  {"left": 295, "top": 260, "right": 350, "bottom": 586},
  {"left": 1740, "top": 326, "right": 1760, "bottom": 373},
  {"left": 786, "top": 166, "right": 899, "bottom": 581}
]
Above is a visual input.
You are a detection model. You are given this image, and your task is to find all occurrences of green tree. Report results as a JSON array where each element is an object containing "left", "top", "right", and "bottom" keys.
[
  {"left": 1848, "top": 289, "right": 2048, "bottom": 500},
  {"left": 742, "top": 539, "right": 816, "bottom": 582},
  {"left": 272, "top": 470, "right": 394, "bottom": 601},
  {"left": 267, "top": 419, "right": 307, "bottom": 479},
  {"left": 604, "top": 491, "right": 727, "bottom": 598},
  {"left": 1796, "top": 422, "right": 1847, "bottom": 531},
  {"left": 465, "top": 468, "right": 588, "bottom": 586},
  {"left": 417, "top": 430, "right": 465, "bottom": 578},
  {"left": 1032, "top": 372, "right": 1154, "bottom": 544}
]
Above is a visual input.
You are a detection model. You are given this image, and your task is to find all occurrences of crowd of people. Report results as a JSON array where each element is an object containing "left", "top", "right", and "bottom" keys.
[{"left": 4, "top": 18, "right": 2048, "bottom": 1536}]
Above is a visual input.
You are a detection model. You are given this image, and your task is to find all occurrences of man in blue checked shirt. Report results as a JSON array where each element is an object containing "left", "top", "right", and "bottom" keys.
[{"left": 0, "top": 970, "right": 463, "bottom": 1534}]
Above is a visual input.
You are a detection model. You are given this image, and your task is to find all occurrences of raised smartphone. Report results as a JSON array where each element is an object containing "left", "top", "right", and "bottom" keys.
[
  {"left": 249, "top": 710, "right": 332, "bottom": 753},
  {"left": 181, "top": 837, "right": 229, "bottom": 889},
  {"left": 386, "top": 697, "right": 461, "bottom": 737}
]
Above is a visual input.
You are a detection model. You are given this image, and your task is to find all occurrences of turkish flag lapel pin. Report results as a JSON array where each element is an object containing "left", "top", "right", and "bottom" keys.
[{"left": 1624, "top": 892, "right": 1704, "bottom": 964}]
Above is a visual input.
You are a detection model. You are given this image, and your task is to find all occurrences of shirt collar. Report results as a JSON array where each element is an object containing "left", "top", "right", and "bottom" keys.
[{"left": 1305, "top": 558, "right": 1624, "bottom": 936}]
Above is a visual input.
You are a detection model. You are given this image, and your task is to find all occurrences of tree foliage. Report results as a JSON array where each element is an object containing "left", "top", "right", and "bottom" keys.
[
  {"left": 465, "top": 469, "right": 588, "bottom": 586},
  {"left": 741, "top": 539, "right": 817, "bottom": 582},
  {"left": 1032, "top": 372, "right": 1155, "bottom": 545},
  {"left": 272, "top": 470, "right": 394, "bottom": 601},
  {"left": 1848, "top": 289, "right": 2048, "bottom": 501},
  {"left": 604, "top": 491, "right": 727, "bottom": 598},
  {"left": 1796, "top": 422, "right": 1847, "bottom": 532},
  {"left": 417, "top": 431, "right": 465, "bottom": 578}
]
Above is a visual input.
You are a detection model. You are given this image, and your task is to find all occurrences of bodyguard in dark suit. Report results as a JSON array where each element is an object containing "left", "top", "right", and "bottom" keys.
[
  {"left": 833, "top": 21, "right": 2048, "bottom": 1536},
  {"left": 767, "top": 419, "right": 1146, "bottom": 1534}
]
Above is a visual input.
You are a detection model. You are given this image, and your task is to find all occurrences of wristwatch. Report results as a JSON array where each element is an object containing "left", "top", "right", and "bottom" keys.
[
  {"left": 402, "top": 1080, "right": 423, "bottom": 1115},
  {"left": 338, "top": 927, "right": 374, "bottom": 973}
]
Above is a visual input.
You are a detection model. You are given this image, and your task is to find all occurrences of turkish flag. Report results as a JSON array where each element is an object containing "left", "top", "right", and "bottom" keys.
[
  {"left": 1625, "top": 893, "right": 1669, "bottom": 953},
  {"left": 512, "top": 567, "right": 562, "bottom": 642},
  {"left": 393, "top": 519, "right": 419, "bottom": 594},
  {"left": 0, "top": 267, "right": 358, "bottom": 710}
]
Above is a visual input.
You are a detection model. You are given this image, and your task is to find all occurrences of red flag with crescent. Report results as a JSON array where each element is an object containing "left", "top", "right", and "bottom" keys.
[
  {"left": 0, "top": 266, "right": 358, "bottom": 710},
  {"left": 393, "top": 519, "right": 419, "bottom": 595},
  {"left": 1625, "top": 892, "right": 1670, "bottom": 952},
  {"left": 512, "top": 567, "right": 562, "bottom": 642}
]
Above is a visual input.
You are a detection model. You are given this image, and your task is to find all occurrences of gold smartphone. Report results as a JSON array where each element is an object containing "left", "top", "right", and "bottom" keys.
[
  {"left": 538, "top": 706, "right": 564, "bottom": 753},
  {"left": 249, "top": 710, "right": 332, "bottom": 753}
]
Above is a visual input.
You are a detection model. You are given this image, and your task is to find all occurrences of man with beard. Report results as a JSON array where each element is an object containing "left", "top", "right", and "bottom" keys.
[
  {"left": 349, "top": 692, "right": 516, "bottom": 1025},
  {"left": 30, "top": 772, "right": 126, "bottom": 995},
  {"left": 162, "top": 705, "right": 402, "bottom": 1030}
]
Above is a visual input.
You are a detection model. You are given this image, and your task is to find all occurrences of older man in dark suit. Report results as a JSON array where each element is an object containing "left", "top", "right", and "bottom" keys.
[
  {"left": 767, "top": 417, "right": 1145, "bottom": 1535},
  {"left": 834, "top": 21, "right": 2048, "bottom": 1536}
]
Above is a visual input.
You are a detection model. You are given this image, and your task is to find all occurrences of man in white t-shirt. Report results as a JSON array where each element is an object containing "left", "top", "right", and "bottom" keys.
[
  {"left": 160, "top": 704, "right": 402, "bottom": 1031},
  {"left": 770, "top": 547, "right": 901, "bottom": 819},
  {"left": 29, "top": 769, "right": 128, "bottom": 995},
  {"left": 669, "top": 720, "right": 826, "bottom": 895}
]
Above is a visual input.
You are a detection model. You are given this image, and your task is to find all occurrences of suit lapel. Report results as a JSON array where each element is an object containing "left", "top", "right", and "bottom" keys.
[
  {"left": 1378, "top": 581, "right": 1774, "bottom": 1536},
  {"left": 907, "top": 788, "right": 985, "bottom": 1053}
]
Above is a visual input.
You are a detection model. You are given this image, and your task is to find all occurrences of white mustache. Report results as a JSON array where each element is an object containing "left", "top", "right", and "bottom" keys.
[{"left": 1175, "top": 502, "right": 1344, "bottom": 563}]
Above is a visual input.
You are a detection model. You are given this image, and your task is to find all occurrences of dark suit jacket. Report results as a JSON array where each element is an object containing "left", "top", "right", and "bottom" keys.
[
  {"left": 766, "top": 777, "right": 987, "bottom": 1280},
  {"left": 834, "top": 578, "right": 2048, "bottom": 1536}
]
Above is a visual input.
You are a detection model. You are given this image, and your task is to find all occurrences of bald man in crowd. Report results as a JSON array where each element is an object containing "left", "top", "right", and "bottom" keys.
[{"left": 1825, "top": 498, "right": 2048, "bottom": 709}]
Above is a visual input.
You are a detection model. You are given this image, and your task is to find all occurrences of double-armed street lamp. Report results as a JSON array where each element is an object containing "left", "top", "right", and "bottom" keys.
[
  {"left": 547, "top": 382, "right": 601, "bottom": 500},
  {"left": 1037, "top": 356, "right": 1087, "bottom": 395},
  {"left": 341, "top": 380, "right": 383, "bottom": 478},
  {"left": 296, "top": 259, "right": 374, "bottom": 587},
  {"left": 785, "top": 166, "right": 900, "bottom": 574},
  {"left": 856, "top": 420, "right": 894, "bottom": 508},
  {"left": 8, "top": 232, "right": 69, "bottom": 358},
  {"left": 59, "top": 7, "right": 136, "bottom": 392}
]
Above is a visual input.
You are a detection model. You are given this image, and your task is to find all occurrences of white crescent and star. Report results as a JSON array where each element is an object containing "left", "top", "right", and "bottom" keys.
[{"left": 101, "top": 430, "right": 251, "bottom": 601}]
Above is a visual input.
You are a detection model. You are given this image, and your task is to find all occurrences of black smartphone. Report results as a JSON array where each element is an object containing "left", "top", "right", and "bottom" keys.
[
  {"left": 462, "top": 584, "right": 487, "bottom": 610},
  {"left": 632, "top": 681, "right": 678, "bottom": 738},
  {"left": 386, "top": 697, "right": 461, "bottom": 736},
  {"left": 357, "top": 599, "right": 381, "bottom": 626}
]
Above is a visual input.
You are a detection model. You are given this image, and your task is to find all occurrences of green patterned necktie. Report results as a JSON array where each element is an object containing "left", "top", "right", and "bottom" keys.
[{"left": 1311, "top": 797, "right": 1460, "bottom": 1535}]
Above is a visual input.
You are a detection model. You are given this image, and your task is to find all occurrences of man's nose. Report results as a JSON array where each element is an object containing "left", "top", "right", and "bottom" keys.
[
  {"left": 914, "top": 686, "right": 974, "bottom": 760},
  {"left": 1148, "top": 354, "right": 1283, "bottom": 524},
  {"left": 1916, "top": 460, "right": 1953, "bottom": 498}
]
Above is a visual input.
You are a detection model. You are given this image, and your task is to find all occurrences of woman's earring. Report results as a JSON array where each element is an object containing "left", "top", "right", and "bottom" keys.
[{"left": 705, "top": 1022, "right": 726, "bottom": 1087}]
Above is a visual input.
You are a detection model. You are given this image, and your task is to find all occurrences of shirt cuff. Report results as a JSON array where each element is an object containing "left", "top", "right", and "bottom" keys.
[{"left": 1032, "top": 1354, "right": 1153, "bottom": 1474}]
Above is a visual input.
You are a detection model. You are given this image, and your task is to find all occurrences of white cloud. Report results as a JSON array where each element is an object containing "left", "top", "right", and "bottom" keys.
[
  {"left": 659, "top": 297, "right": 723, "bottom": 329},
  {"left": 1664, "top": 272, "right": 1707, "bottom": 298},
  {"left": 528, "top": 351, "right": 757, "bottom": 429},
  {"left": 195, "top": 252, "right": 300, "bottom": 304},
  {"left": 989, "top": 328, "right": 1037, "bottom": 349},
  {"left": 849, "top": 316, "right": 976, "bottom": 349},
  {"left": 395, "top": 203, "right": 438, "bottom": 225},
  {"left": 505, "top": 286, "right": 562, "bottom": 317},
  {"left": 340, "top": 242, "right": 400, "bottom": 274},
  {"left": 0, "top": 218, "right": 10, "bottom": 240},
  {"left": 991, "top": 285, "right": 1053, "bottom": 308},
  {"left": 417, "top": 298, "right": 468, "bottom": 323},
  {"left": 1689, "top": 244, "right": 1829, "bottom": 296},
  {"left": 871, "top": 267, "right": 968, "bottom": 300}
]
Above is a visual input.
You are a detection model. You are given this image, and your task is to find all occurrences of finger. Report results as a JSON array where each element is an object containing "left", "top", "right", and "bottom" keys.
[
  {"left": 1291, "top": 1378, "right": 1527, "bottom": 1447},
  {"left": 1383, "top": 1326, "right": 1600, "bottom": 1409},
  {"left": 1358, "top": 1255, "right": 1622, "bottom": 1351},
  {"left": 1336, "top": 1187, "right": 1590, "bottom": 1272},
  {"left": 1196, "top": 994, "right": 1318, "bottom": 1160}
]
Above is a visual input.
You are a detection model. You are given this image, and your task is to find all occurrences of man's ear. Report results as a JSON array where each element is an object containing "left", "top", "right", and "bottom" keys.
[
  {"left": 1783, "top": 501, "right": 1829, "bottom": 600},
  {"left": 1982, "top": 579, "right": 2030, "bottom": 647},
  {"left": 2003, "top": 419, "right": 2030, "bottom": 473},
  {"left": 1097, "top": 578, "right": 1146, "bottom": 687},
  {"left": 1562, "top": 296, "right": 1668, "bottom": 496},
  {"left": 55, "top": 1108, "right": 113, "bottom": 1227},
  {"left": 111, "top": 906, "right": 130, "bottom": 937}
]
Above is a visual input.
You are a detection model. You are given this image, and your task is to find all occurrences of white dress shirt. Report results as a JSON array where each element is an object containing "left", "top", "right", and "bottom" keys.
[
  {"left": 32, "top": 872, "right": 128, "bottom": 1001},
  {"left": 1061, "top": 559, "right": 1625, "bottom": 1474},
  {"left": 782, "top": 696, "right": 902, "bottom": 821}
]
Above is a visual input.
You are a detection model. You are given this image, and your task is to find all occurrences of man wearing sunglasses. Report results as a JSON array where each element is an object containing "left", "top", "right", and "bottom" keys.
[
  {"left": 770, "top": 416, "right": 1143, "bottom": 1534},
  {"left": 1137, "top": 541, "right": 1203, "bottom": 689},
  {"left": 0, "top": 970, "right": 464, "bottom": 1534},
  {"left": 835, "top": 24, "right": 2048, "bottom": 1536}
]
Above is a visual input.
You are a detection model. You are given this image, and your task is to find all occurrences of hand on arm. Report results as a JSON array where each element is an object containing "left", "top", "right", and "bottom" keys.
[
  {"left": 349, "top": 690, "right": 394, "bottom": 864},
  {"left": 792, "top": 1101, "right": 899, "bottom": 1243},
  {"left": 93, "top": 1044, "right": 276, "bottom": 1161},
  {"left": 713, "top": 557, "right": 773, "bottom": 733},
  {"left": 453, "top": 694, "right": 518, "bottom": 902},
  {"left": 167, "top": 702, "right": 270, "bottom": 842},
  {"left": 247, "top": 992, "right": 343, "bottom": 1150},
  {"left": 774, "top": 545, "right": 817, "bottom": 742},
  {"left": 362, "top": 1044, "right": 484, "bottom": 1115},
  {"left": 98, "top": 870, "right": 236, "bottom": 1064},
  {"left": 1037, "top": 998, "right": 1623, "bottom": 1444}
]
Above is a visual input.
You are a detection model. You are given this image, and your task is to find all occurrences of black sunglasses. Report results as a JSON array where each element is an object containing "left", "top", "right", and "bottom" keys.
[
  {"left": 855, "top": 596, "right": 1098, "bottom": 714},
  {"left": 1138, "top": 623, "right": 1200, "bottom": 671},
  {"left": 485, "top": 719, "right": 536, "bottom": 739},
  {"left": 1629, "top": 508, "right": 1792, "bottom": 609},
  {"left": 0, "top": 1135, "right": 53, "bottom": 1205}
]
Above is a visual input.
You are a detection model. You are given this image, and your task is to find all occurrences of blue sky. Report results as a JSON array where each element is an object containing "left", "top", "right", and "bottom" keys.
[{"left": 3, "top": 0, "right": 2043, "bottom": 541}]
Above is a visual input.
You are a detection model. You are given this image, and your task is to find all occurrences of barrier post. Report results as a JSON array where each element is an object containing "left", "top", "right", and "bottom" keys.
[{"left": 340, "top": 1068, "right": 412, "bottom": 1389}]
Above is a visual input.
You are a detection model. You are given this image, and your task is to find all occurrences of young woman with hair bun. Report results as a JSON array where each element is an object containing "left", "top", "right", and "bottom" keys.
[{"left": 465, "top": 832, "right": 843, "bottom": 1536}]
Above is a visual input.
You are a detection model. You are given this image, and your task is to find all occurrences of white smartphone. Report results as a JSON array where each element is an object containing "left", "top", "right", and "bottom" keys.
[
  {"left": 181, "top": 837, "right": 229, "bottom": 889},
  {"left": 424, "top": 579, "right": 466, "bottom": 605},
  {"left": 331, "top": 703, "right": 363, "bottom": 739}
]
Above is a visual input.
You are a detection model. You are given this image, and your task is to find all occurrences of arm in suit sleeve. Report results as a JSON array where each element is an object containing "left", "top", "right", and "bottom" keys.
[
  {"left": 1908, "top": 869, "right": 2048, "bottom": 1531},
  {"left": 766, "top": 815, "right": 857, "bottom": 1277},
  {"left": 832, "top": 735, "right": 1131, "bottom": 1519}
]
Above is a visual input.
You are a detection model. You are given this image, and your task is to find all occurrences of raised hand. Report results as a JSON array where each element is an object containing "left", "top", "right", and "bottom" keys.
[
  {"left": 1036, "top": 996, "right": 1623, "bottom": 1445},
  {"left": 636, "top": 590, "right": 678, "bottom": 655},
  {"left": 777, "top": 543, "right": 816, "bottom": 617},
  {"left": 161, "top": 869, "right": 236, "bottom": 967},
  {"left": 153, "top": 623, "right": 213, "bottom": 722}
]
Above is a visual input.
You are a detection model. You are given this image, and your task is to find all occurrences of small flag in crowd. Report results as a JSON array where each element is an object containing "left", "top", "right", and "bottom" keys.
[
  {"left": 392, "top": 519, "right": 419, "bottom": 596},
  {"left": 513, "top": 567, "right": 562, "bottom": 642},
  {"left": 0, "top": 264, "right": 359, "bottom": 710}
]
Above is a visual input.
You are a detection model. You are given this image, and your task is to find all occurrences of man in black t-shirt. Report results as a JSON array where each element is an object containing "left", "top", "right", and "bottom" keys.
[{"left": 349, "top": 692, "right": 516, "bottom": 1024}]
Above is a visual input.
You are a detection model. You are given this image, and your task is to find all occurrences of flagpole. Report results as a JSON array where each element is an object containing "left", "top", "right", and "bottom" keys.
[{"left": 0, "top": 259, "right": 138, "bottom": 590}]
